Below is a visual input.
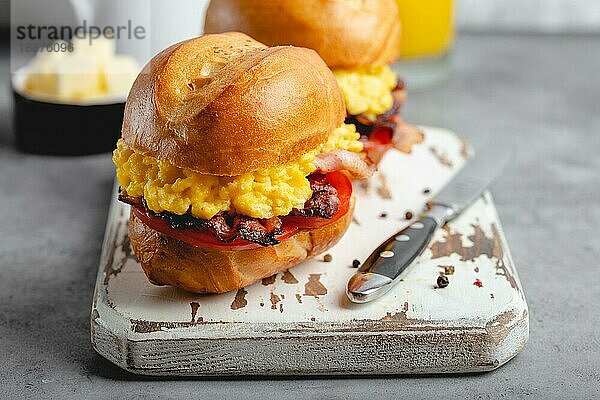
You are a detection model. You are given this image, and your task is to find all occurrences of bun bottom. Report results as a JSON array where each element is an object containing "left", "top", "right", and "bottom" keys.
[{"left": 128, "top": 195, "right": 355, "bottom": 294}]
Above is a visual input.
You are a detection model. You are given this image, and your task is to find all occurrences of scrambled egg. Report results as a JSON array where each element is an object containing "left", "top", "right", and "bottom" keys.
[
  {"left": 113, "top": 124, "right": 362, "bottom": 220},
  {"left": 333, "top": 64, "right": 397, "bottom": 118}
]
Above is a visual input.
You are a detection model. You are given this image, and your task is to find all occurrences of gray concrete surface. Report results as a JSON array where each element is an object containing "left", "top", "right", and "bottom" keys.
[{"left": 0, "top": 34, "right": 599, "bottom": 399}]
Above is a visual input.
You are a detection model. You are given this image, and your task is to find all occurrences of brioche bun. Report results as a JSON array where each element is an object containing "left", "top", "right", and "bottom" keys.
[
  {"left": 128, "top": 194, "right": 355, "bottom": 294},
  {"left": 121, "top": 32, "right": 345, "bottom": 176},
  {"left": 204, "top": 0, "right": 401, "bottom": 70}
]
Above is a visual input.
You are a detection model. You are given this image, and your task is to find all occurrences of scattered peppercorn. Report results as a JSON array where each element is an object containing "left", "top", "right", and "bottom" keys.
[
  {"left": 473, "top": 279, "right": 483, "bottom": 288},
  {"left": 423, "top": 188, "right": 431, "bottom": 195},
  {"left": 323, "top": 254, "right": 333, "bottom": 262},
  {"left": 437, "top": 274, "right": 449, "bottom": 288},
  {"left": 379, "top": 212, "right": 388, "bottom": 218},
  {"left": 404, "top": 211, "right": 413, "bottom": 220},
  {"left": 444, "top": 265, "right": 455, "bottom": 275},
  {"left": 352, "top": 259, "right": 361, "bottom": 268}
]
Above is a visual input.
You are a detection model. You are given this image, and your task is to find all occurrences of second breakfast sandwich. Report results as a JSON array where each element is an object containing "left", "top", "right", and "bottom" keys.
[
  {"left": 205, "top": 0, "right": 424, "bottom": 163},
  {"left": 113, "top": 33, "right": 370, "bottom": 293}
]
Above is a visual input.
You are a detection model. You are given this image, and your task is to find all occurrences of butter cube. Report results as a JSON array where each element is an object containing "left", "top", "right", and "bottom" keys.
[
  {"left": 23, "top": 36, "right": 139, "bottom": 102},
  {"left": 24, "top": 44, "right": 69, "bottom": 96},
  {"left": 52, "top": 56, "right": 103, "bottom": 101}
]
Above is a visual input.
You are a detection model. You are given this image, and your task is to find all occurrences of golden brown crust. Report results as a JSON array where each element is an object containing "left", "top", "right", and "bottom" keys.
[
  {"left": 204, "top": 0, "right": 401, "bottom": 69},
  {"left": 128, "top": 195, "right": 355, "bottom": 294},
  {"left": 122, "top": 32, "right": 345, "bottom": 176}
]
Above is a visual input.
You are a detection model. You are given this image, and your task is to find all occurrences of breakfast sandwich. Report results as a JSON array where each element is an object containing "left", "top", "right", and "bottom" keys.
[
  {"left": 205, "top": 0, "right": 425, "bottom": 164},
  {"left": 113, "top": 33, "right": 371, "bottom": 293}
]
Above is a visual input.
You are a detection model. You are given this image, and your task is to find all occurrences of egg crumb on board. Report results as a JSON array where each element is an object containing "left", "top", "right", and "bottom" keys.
[
  {"left": 113, "top": 124, "right": 363, "bottom": 220},
  {"left": 333, "top": 64, "right": 398, "bottom": 118}
]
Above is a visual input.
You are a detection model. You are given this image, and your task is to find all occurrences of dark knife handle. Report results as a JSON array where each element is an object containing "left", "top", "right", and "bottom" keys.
[{"left": 358, "top": 216, "right": 439, "bottom": 279}]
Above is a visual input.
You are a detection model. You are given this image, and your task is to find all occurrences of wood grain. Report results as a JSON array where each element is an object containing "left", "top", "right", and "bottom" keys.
[{"left": 91, "top": 126, "right": 529, "bottom": 376}]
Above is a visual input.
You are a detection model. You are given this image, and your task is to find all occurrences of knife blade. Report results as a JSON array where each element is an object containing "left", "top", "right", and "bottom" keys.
[{"left": 346, "top": 140, "right": 513, "bottom": 303}]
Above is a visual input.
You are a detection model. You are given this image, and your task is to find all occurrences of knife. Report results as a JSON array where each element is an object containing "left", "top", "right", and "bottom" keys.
[{"left": 346, "top": 140, "right": 512, "bottom": 303}]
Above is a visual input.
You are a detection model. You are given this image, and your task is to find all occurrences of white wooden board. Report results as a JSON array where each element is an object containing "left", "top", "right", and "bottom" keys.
[{"left": 91, "top": 126, "right": 529, "bottom": 376}]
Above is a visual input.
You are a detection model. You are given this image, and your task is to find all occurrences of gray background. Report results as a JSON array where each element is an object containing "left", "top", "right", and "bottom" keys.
[
  {"left": 457, "top": 0, "right": 600, "bottom": 33},
  {"left": 1, "top": 33, "right": 599, "bottom": 399}
]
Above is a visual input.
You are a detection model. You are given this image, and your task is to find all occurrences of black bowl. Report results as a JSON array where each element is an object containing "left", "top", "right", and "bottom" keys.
[{"left": 12, "top": 86, "right": 125, "bottom": 156}]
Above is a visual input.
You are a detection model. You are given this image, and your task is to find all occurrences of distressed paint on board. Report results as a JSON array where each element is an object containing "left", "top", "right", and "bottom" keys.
[{"left": 91, "top": 126, "right": 529, "bottom": 376}]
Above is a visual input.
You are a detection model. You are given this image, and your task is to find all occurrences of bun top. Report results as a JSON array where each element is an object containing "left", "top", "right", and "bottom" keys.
[
  {"left": 121, "top": 32, "right": 345, "bottom": 176},
  {"left": 204, "top": 0, "right": 402, "bottom": 69}
]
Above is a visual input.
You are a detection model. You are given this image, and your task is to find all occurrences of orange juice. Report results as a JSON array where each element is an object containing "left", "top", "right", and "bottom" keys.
[{"left": 396, "top": 0, "right": 455, "bottom": 58}]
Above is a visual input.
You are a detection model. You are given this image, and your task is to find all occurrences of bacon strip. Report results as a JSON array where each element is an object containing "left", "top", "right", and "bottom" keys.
[
  {"left": 392, "top": 121, "right": 425, "bottom": 153},
  {"left": 232, "top": 216, "right": 283, "bottom": 246},
  {"left": 290, "top": 174, "right": 340, "bottom": 218},
  {"left": 118, "top": 172, "right": 342, "bottom": 247},
  {"left": 313, "top": 150, "right": 375, "bottom": 180}
]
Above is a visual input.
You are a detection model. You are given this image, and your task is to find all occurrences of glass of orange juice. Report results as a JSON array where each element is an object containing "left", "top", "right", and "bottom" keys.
[{"left": 393, "top": 0, "right": 455, "bottom": 88}]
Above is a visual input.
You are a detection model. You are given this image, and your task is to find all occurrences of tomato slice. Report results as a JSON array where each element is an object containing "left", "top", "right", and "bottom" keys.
[
  {"left": 369, "top": 126, "right": 394, "bottom": 145},
  {"left": 133, "top": 206, "right": 300, "bottom": 251},
  {"left": 132, "top": 171, "right": 353, "bottom": 251},
  {"left": 282, "top": 171, "right": 352, "bottom": 230}
]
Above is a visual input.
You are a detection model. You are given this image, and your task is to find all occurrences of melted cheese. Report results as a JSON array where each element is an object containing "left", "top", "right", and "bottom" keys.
[
  {"left": 333, "top": 64, "right": 397, "bottom": 118},
  {"left": 113, "top": 124, "right": 362, "bottom": 220}
]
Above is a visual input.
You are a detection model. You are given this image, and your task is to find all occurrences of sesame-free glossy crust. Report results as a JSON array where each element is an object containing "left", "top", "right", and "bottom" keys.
[
  {"left": 204, "top": 0, "right": 402, "bottom": 69},
  {"left": 121, "top": 32, "right": 345, "bottom": 176}
]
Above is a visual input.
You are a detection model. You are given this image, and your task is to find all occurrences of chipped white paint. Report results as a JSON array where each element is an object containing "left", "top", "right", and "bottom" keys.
[{"left": 91, "top": 126, "right": 529, "bottom": 376}]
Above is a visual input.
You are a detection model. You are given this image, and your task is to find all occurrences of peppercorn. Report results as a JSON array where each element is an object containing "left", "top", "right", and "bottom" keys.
[
  {"left": 323, "top": 254, "right": 333, "bottom": 262},
  {"left": 437, "top": 274, "right": 449, "bottom": 288},
  {"left": 352, "top": 259, "right": 361, "bottom": 268}
]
